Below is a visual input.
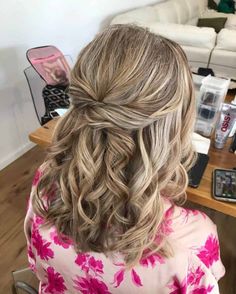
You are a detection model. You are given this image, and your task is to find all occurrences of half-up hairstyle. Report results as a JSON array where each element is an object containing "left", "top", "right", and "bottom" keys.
[{"left": 33, "top": 24, "right": 196, "bottom": 267}]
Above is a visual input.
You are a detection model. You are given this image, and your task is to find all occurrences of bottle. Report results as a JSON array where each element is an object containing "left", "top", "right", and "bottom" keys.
[
  {"left": 229, "top": 95, "right": 236, "bottom": 137},
  {"left": 214, "top": 103, "right": 236, "bottom": 149}
]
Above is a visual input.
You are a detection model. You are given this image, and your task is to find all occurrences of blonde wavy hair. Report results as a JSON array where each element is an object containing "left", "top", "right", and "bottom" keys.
[{"left": 33, "top": 24, "right": 196, "bottom": 267}]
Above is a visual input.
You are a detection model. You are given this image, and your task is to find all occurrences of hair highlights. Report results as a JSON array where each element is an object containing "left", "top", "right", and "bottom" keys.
[{"left": 33, "top": 25, "right": 196, "bottom": 267}]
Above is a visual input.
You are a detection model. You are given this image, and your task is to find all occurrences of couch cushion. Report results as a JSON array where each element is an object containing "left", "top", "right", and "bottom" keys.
[
  {"left": 153, "top": 1, "right": 179, "bottom": 23},
  {"left": 210, "top": 49, "right": 236, "bottom": 80},
  {"left": 225, "top": 14, "right": 236, "bottom": 29},
  {"left": 197, "top": 17, "right": 227, "bottom": 33},
  {"left": 215, "top": 28, "right": 236, "bottom": 50},
  {"left": 110, "top": 6, "right": 157, "bottom": 26},
  {"left": 149, "top": 22, "right": 217, "bottom": 49},
  {"left": 181, "top": 45, "right": 213, "bottom": 66},
  {"left": 172, "top": 0, "right": 190, "bottom": 23}
]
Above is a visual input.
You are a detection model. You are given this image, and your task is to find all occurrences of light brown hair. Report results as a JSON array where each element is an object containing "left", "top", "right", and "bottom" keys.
[{"left": 33, "top": 24, "right": 196, "bottom": 267}]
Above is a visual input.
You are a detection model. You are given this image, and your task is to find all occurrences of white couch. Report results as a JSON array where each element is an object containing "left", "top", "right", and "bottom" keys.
[{"left": 111, "top": 0, "right": 236, "bottom": 80}]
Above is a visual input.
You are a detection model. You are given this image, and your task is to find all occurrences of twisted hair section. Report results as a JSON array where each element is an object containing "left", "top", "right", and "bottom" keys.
[{"left": 33, "top": 24, "right": 196, "bottom": 266}]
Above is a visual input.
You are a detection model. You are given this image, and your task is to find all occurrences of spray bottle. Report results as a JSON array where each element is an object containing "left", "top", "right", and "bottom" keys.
[{"left": 229, "top": 95, "right": 236, "bottom": 137}]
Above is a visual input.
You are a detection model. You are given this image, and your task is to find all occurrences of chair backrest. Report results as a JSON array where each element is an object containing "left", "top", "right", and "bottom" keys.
[
  {"left": 24, "top": 66, "right": 46, "bottom": 125},
  {"left": 12, "top": 267, "right": 39, "bottom": 294},
  {"left": 26, "top": 46, "right": 70, "bottom": 86}
]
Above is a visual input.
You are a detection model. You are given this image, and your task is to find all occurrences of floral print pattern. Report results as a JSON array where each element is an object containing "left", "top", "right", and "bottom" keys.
[
  {"left": 112, "top": 269, "right": 125, "bottom": 288},
  {"left": 50, "top": 228, "right": 73, "bottom": 249},
  {"left": 197, "top": 235, "right": 220, "bottom": 268},
  {"left": 42, "top": 267, "right": 67, "bottom": 293},
  {"left": 139, "top": 250, "right": 165, "bottom": 268},
  {"left": 75, "top": 253, "right": 104, "bottom": 276},
  {"left": 161, "top": 206, "right": 175, "bottom": 235},
  {"left": 187, "top": 266, "right": 205, "bottom": 286},
  {"left": 112, "top": 263, "right": 143, "bottom": 288},
  {"left": 168, "top": 265, "right": 214, "bottom": 294},
  {"left": 181, "top": 208, "right": 206, "bottom": 224},
  {"left": 168, "top": 276, "right": 187, "bottom": 294},
  {"left": 31, "top": 226, "right": 54, "bottom": 261},
  {"left": 27, "top": 244, "right": 36, "bottom": 272},
  {"left": 73, "top": 275, "right": 111, "bottom": 294},
  {"left": 32, "top": 169, "right": 42, "bottom": 186},
  {"left": 25, "top": 172, "right": 224, "bottom": 294}
]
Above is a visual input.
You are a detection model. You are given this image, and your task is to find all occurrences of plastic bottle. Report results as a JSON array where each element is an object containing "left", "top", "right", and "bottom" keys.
[
  {"left": 214, "top": 103, "right": 236, "bottom": 149},
  {"left": 229, "top": 95, "right": 236, "bottom": 137}
]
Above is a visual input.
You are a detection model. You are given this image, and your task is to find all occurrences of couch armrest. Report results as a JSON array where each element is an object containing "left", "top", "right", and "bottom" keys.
[
  {"left": 215, "top": 28, "right": 236, "bottom": 51},
  {"left": 149, "top": 22, "right": 216, "bottom": 49}
]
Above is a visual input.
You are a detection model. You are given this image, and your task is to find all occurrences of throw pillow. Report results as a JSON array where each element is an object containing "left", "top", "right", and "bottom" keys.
[
  {"left": 218, "top": 0, "right": 235, "bottom": 13},
  {"left": 197, "top": 17, "right": 227, "bottom": 33},
  {"left": 208, "top": 0, "right": 218, "bottom": 10}
]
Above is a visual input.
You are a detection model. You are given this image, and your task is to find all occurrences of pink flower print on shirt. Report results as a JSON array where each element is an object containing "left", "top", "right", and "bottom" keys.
[
  {"left": 131, "top": 269, "right": 143, "bottom": 287},
  {"left": 73, "top": 275, "right": 111, "bottom": 294},
  {"left": 75, "top": 253, "right": 90, "bottom": 273},
  {"left": 187, "top": 266, "right": 205, "bottom": 286},
  {"left": 75, "top": 253, "right": 104, "bottom": 276},
  {"left": 160, "top": 206, "right": 174, "bottom": 236},
  {"left": 35, "top": 215, "right": 44, "bottom": 225},
  {"left": 168, "top": 276, "right": 187, "bottom": 294},
  {"left": 27, "top": 245, "right": 36, "bottom": 272},
  {"left": 169, "top": 267, "right": 213, "bottom": 294},
  {"left": 42, "top": 266, "right": 67, "bottom": 293},
  {"left": 112, "top": 264, "right": 143, "bottom": 288},
  {"left": 75, "top": 253, "right": 87, "bottom": 265},
  {"left": 181, "top": 208, "right": 206, "bottom": 224},
  {"left": 50, "top": 228, "right": 73, "bottom": 249},
  {"left": 31, "top": 228, "right": 54, "bottom": 261},
  {"left": 191, "top": 285, "right": 214, "bottom": 294},
  {"left": 32, "top": 169, "right": 42, "bottom": 186},
  {"left": 112, "top": 269, "right": 125, "bottom": 288},
  {"left": 88, "top": 256, "right": 104, "bottom": 274},
  {"left": 140, "top": 250, "right": 165, "bottom": 268},
  {"left": 28, "top": 244, "right": 35, "bottom": 260},
  {"left": 197, "top": 235, "right": 219, "bottom": 268}
]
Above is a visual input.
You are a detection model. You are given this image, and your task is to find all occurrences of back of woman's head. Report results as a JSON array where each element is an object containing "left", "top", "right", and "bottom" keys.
[{"left": 34, "top": 24, "right": 196, "bottom": 266}]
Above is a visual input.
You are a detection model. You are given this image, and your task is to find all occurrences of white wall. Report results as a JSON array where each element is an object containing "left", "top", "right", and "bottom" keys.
[{"left": 0, "top": 0, "right": 162, "bottom": 170}]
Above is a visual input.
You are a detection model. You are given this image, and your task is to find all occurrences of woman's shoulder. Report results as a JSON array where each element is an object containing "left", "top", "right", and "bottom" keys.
[
  {"left": 172, "top": 204, "right": 217, "bottom": 243},
  {"left": 163, "top": 202, "right": 225, "bottom": 281},
  {"left": 165, "top": 203, "right": 217, "bottom": 254},
  {"left": 163, "top": 200, "right": 216, "bottom": 241}
]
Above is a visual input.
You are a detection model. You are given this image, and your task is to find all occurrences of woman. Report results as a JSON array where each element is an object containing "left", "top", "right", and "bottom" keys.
[{"left": 25, "top": 25, "right": 225, "bottom": 293}]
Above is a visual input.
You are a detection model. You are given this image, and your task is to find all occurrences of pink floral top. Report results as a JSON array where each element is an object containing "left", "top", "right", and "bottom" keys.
[{"left": 24, "top": 170, "right": 225, "bottom": 294}]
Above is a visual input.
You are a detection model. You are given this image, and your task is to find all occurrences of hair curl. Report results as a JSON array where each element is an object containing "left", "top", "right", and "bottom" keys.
[{"left": 33, "top": 24, "right": 196, "bottom": 267}]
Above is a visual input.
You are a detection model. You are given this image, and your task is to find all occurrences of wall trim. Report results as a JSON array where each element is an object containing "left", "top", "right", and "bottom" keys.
[{"left": 0, "top": 142, "right": 34, "bottom": 171}]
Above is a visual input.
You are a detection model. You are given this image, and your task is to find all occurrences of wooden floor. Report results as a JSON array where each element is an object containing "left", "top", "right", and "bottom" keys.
[
  {"left": 0, "top": 146, "right": 235, "bottom": 293},
  {"left": 0, "top": 146, "right": 45, "bottom": 294}
]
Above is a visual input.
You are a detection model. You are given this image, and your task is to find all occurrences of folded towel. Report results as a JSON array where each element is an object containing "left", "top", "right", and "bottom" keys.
[{"left": 192, "top": 132, "right": 211, "bottom": 154}]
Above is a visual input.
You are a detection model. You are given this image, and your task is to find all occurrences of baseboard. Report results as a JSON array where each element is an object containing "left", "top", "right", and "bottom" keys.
[{"left": 0, "top": 142, "right": 34, "bottom": 171}]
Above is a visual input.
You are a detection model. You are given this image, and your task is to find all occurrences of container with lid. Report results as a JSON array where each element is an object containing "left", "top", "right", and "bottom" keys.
[{"left": 195, "top": 75, "right": 230, "bottom": 137}]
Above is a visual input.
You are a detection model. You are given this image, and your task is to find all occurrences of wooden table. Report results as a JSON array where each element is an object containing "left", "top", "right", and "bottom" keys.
[
  {"left": 29, "top": 118, "right": 236, "bottom": 217},
  {"left": 29, "top": 119, "right": 57, "bottom": 148}
]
